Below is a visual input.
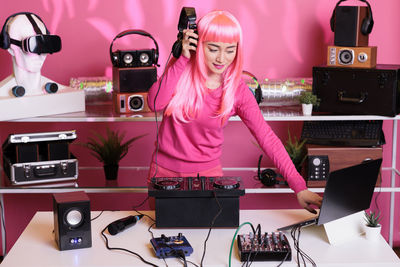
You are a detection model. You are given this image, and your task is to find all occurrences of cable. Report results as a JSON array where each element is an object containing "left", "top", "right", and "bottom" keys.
[
  {"left": 228, "top": 222, "right": 255, "bottom": 267},
  {"left": 91, "top": 210, "right": 104, "bottom": 221},
  {"left": 290, "top": 225, "right": 317, "bottom": 267},
  {"left": 152, "top": 52, "right": 173, "bottom": 179},
  {"left": 200, "top": 190, "right": 223, "bottom": 267},
  {"left": 101, "top": 225, "right": 159, "bottom": 267}
]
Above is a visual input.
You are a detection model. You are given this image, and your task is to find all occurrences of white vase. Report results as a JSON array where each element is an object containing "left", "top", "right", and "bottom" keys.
[
  {"left": 364, "top": 224, "right": 382, "bottom": 241},
  {"left": 302, "top": 103, "right": 313, "bottom": 116}
]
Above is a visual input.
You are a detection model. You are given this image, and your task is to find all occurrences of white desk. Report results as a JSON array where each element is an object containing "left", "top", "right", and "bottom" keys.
[{"left": 1, "top": 210, "right": 399, "bottom": 267}]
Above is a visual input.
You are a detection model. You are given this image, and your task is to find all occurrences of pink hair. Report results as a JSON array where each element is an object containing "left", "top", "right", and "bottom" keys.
[{"left": 165, "top": 10, "right": 243, "bottom": 123}]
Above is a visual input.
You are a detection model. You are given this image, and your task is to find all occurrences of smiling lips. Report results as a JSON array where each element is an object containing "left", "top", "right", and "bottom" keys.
[{"left": 213, "top": 63, "right": 224, "bottom": 69}]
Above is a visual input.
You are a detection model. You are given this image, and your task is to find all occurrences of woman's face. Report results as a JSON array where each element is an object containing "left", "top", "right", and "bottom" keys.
[{"left": 203, "top": 41, "right": 237, "bottom": 76}]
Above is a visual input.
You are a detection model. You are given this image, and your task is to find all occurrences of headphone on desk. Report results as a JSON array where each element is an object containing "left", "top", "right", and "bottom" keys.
[
  {"left": 330, "top": 0, "right": 374, "bottom": 35},
  {"left": 257, "top": 155, "right": 287, "bottom": 186}
]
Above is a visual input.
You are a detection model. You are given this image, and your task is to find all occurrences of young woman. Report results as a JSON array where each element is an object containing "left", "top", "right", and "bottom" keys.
[{"left": 148, "top": 10, "right": 322, "bottom": 213}]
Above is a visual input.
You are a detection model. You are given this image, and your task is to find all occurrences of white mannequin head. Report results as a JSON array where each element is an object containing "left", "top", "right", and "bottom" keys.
[{"left": 7, "top": 14, "right": 47, "bottom": 73}]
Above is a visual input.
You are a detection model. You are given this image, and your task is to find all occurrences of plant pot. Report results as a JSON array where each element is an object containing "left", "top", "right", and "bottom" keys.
[
  {"left": 302, "top": 103, "right": 313, "bottom": 116},
  {"left": 364, "top": 224, "right": 382, "bottom": 241},
  {"left": 103, "top": 164, "right": 119, "bottom": 180}
]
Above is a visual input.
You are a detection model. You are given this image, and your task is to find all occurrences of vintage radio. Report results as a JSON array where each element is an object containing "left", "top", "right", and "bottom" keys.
[
  {"left": 112, "top": 92, "right": 151, "bottom": 114},
  {"left": 2, "top": 130, "right": 78, "bottom": 185},
  {"left": 304, "top": 144, "right": 382, "bottom": 187},
  {"left": 327, "top": 46, "right": 377, "bottom": 68},
  {"left": 313, "top": 64, "right": 400, "bottom": 117}
]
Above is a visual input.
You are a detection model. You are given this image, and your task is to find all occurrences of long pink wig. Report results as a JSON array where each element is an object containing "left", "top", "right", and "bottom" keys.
[{"left": 165, "top": 10, "right": 243, "bottom": 123}]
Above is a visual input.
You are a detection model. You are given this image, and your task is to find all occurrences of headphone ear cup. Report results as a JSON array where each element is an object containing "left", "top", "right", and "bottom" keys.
[
  {"left": 153, "top": 48, "right": 159, "bottom": 65},
  {"left": 361, "top": 17, "right": 373, "bottom": 35},
  {"left": 172, "top": 40, "right": 182, "bottom": 58},
  {"left": 260, "top": 169, "right": 277, "bottom": 187}
]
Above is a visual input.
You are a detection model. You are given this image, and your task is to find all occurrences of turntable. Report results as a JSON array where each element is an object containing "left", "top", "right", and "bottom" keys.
[{"left": 148, "top": 176, "right": 245, "bottom": 227}]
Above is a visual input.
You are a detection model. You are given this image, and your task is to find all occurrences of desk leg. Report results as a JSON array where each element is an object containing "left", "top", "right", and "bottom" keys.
[{"left": 389, "top": 119, "right": 398, "bottom": 248}]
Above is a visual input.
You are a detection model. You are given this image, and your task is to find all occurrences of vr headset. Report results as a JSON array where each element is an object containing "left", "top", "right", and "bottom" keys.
[{"left": 0, "top": 12, "right": 61, "bottom": 54}]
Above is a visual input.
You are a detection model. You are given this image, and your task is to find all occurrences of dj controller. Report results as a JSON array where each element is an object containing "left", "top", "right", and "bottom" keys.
[{"left": 148, "top": 176, "right": 245, "bottom": 228}]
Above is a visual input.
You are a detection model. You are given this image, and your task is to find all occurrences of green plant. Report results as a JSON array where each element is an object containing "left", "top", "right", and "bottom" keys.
[
  {"left": 284, "top": 129, "right": 307, "bottom": 173},
  {"left": 299, "top": 91, "right": 320, "bottom": 106},
  {"left": 83, "top": 128, "right": 147, "bottom": 166},
  {"left": 364, "top": 210, "right": 381, "bottom": 227}
]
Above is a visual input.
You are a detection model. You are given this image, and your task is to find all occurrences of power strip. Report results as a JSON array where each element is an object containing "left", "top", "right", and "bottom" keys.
[{"left": 237, "top": 231, "right": 291, "bottom": 262}]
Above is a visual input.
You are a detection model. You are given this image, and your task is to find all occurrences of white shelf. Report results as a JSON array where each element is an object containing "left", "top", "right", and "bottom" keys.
[{"left": 9, "top": 103, "right": 400, "bottom": 122}]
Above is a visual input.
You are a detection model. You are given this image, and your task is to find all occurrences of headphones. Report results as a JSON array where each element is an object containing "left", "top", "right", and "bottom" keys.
[
  {"left": 109, "top": 29, "right": 159, "bottom": 67},
  {"left": 172, "top": 7, "right": 197, "bottom": 58},
  {"left": 257, "top": 155, "right": 287, "bottom": 187},
  {"left": 1, "top": 12, "right": 52, "bottom": 50},
  {"left": 243, "top": 70, "right": 262, "bottom": 104},
  {"left": 330, "top": 0, "right": 374, "bottom": 35}
]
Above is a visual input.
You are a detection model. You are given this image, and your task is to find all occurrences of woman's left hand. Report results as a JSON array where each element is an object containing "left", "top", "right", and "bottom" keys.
[{"left": 296, "top": 189, "right": 323, "bottom": 214}]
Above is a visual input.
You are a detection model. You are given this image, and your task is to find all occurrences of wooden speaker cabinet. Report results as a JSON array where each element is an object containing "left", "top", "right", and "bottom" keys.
[{"left": 304, "top": 144, "right": 382, "bottom": 188}]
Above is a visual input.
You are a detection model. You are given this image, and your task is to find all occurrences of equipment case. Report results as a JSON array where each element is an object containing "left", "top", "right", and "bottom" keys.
[
  {"left": 2, "top": 130, "right": 78, "bottom": 185},
  {"left": 312, "top": 64, "right": 400, "bottom": 117}
]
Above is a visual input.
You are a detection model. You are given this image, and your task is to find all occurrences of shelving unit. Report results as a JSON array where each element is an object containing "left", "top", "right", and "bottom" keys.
[{"left": 1, "top": 103, "right": 399, "bottom": 256}]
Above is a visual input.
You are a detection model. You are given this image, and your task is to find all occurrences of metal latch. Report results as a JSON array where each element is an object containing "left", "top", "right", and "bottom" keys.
[
  {"left": 23, "top": 164, "right": 31, "bottom": 178},
  {"left": 61, "top": 161, "right": 68, "bottom": 175}
]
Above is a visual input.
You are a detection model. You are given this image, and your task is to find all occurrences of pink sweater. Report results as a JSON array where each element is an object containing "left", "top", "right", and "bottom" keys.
[{"left": 148, "top": 56, "right": 307, "bottom": 194}]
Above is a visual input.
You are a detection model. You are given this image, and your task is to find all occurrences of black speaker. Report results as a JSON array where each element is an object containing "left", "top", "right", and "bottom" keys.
[
  {"left": 53, "top": 191, "right": 92, "bottom": 251},
  {"left": 112, "top": 66, "right": 157, "bottom": 93},
  {"left": 331, "top": 5, "right": 371, "bottom": 47}
]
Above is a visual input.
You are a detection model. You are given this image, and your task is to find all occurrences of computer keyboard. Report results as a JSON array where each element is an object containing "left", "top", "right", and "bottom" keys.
[{"left": 301, "top": 120, "right": 385, "bottom": 147}]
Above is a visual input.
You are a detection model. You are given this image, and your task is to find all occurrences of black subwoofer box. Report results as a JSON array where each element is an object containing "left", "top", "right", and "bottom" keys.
[
  {"left": 333, "top": 6, "right": 369, "bottom": 47},
  {"left": 312, "top": 64, "right": 400, "bottom": 117},
  {"left": 112, "top": 66, "right": 157, "bottom": 93},
  {"left": 53, "top": 191, "right": 92, "bottom": 251}
]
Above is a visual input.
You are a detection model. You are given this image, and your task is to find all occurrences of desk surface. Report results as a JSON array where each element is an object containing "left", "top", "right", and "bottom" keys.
[{"left": 1, "top": 210, "right": 399, "bottom": 267}]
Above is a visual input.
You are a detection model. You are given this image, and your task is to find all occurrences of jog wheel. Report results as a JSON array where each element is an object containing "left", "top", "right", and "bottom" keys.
[
  {"left": 213, "top": 178, "right": 239, "bottom": 190},
  {"left": 154, "top": 179, "right": 180, "bottom": 190}
]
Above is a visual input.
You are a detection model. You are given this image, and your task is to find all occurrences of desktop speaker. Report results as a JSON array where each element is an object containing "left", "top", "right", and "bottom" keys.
[
  {"left": 53, "top": 191, "right": 92, "bottom": 251},
  {"left": 332, "top": 6, "right": 371, "bottom": 47},
  {"left": 327, "top": 46, "right": 377, "bottom": 68},
  {"left": 112, "top": 92, "right": 151, "bottom": 114},
  {"left": 304, "top": 144, "right": 382, "bottom": 187},
  {"left": 112, "top": 66, "right": 157, "bottom": 93}
]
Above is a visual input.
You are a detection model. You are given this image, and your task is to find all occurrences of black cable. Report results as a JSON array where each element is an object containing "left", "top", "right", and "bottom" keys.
[
  {"left": 152, "top": 52, "right": 173, "bottom": 179},
  {"left": 101, "top": 225, "right": 159, "bottom": 267},
  {"left": 200, "top": 191, "right": 223, "bottom": 267},
  {"left": 91, "top": 210, "right": 104, "bottom": 221}
]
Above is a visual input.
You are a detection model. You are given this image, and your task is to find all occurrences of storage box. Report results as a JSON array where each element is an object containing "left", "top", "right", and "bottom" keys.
[
  {"left": 312, "top": 65, "right": 400, "bottom": 117},
  {"left": 2, "top": 130, "right": 78, "bottom": 185}
]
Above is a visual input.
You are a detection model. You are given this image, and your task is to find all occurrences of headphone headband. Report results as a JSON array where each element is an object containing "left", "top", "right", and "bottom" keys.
[{"left": 109, "top": 29, "right": 159, "bottom": 66}]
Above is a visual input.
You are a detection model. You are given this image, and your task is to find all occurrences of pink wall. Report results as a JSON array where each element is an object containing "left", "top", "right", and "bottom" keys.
[{"left": 0, "top": 0, "right": 400, "bottom": 254}]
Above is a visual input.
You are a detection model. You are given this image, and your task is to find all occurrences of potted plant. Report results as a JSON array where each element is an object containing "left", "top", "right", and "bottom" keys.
[
  {"left": 83, "top": 128, "right": 147, "bottom": 180},
  {"left": 299, "top": 91, "right": 320, "bottom": 116},
  {"left": 364, "top": 210, "right": 382, "bottom": 241},
  {"left": 284, "top": 129, "right": 307, "bottom": 173}
]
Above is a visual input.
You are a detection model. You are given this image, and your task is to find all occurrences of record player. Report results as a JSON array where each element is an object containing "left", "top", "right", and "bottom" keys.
[{"left": 148, "top": 176, "right": 245, "bottom": 228}]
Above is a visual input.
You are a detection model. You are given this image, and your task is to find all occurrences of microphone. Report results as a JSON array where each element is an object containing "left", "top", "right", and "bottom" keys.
[{"left": 107, "top": 214, "right": 144, "bottom": 235}]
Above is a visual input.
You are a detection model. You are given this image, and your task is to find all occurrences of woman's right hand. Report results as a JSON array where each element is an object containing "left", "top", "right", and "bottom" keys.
[{"left": 181, "top": 29, "right": 198, "bottom": 59}]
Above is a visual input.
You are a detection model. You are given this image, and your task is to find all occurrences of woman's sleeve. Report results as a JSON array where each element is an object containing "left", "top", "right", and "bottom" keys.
[
  {"left": 235, "top": 81, "right": 307, "bottom": 194},
  {"left": 147, "top": 56, "right": 190, "bottom": 111}
]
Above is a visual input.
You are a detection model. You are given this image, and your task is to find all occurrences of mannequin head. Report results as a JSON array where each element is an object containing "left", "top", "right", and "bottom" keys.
[{"left": 7, "top": 14, "right": 47, "bottom": 73}]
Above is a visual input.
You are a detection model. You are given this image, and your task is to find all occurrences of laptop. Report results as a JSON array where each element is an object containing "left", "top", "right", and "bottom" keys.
[{"left": 278, "top": 158, "right": 382, "bottom": 231}]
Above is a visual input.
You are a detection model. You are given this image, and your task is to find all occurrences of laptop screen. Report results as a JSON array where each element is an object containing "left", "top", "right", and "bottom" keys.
[{"left": 317, "top": 158, "right": 382, "bottom": 225}]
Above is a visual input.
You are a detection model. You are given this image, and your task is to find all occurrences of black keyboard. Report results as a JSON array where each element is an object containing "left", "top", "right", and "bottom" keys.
[{"left": 301, "top": 120, "right": 385, "bottom": 147}]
